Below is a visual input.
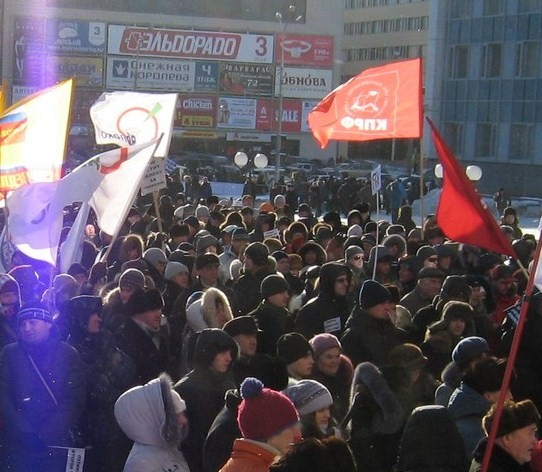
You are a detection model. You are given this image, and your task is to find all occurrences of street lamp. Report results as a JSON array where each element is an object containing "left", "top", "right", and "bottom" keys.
[
  {"left": 275, "top": 4, "right": 303, "bottom": 184},
  {"left": 434, "top": 164, "right": 483, "bottom": 181},
  {"left": 235, "top": 151, "right": 268, "bottom": 180}
]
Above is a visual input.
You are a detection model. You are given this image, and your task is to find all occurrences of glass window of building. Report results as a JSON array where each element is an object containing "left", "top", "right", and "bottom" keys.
[
  {"left": 475, "top": 123, "right": 496, "bottom": 157},
  {"left": 444, "top": 122, "right": 464, "bottom": 156},
  {"left": 516, "top": 41, "right": 539, "bottom": 77},
  {"left": 449, "top": 45, "right": 469, "bottom": 78},
  {"left": 518, "top": 0, "right": 541, "bottom": 13},
  {"left": 450, "top": 0, "right": 471, "bottom": 19},
  {"left": 509, "top": 124, "right": 534, "bottom": 160},
  {"left": 481, "top": 43, "right": 502, "bottom": 78},
  {"left": 484, "top": 0, "right": 504, "bottom": 16}
]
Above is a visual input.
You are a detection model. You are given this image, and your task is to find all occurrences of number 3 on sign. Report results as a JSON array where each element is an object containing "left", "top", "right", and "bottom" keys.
[{"left": 255, "top": 37, "right": 268, "bottom": 56}]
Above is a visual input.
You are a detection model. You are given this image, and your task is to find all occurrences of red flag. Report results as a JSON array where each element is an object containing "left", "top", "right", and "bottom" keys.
[
  {"left": 308, "top": 58, "right": 422, "bottom": 149},
  {"left": 427, "top": 118, "right": 516, "bottom": 257}
]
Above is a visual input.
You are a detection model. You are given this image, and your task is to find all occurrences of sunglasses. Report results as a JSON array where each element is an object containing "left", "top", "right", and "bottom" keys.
[
  {"left": 428, "top": 257, "right": 438, "bottom": 262},
  {"left": 352, "top": 255, "right": 363, "bottom": 261}
]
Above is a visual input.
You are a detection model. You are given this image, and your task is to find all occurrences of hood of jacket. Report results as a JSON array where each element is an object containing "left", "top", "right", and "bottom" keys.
[
  {"left": 114, "top": 374, "right": 185, "bottom": 449},
  {"left": 194, "top": 328, "right": 239, "bottom": 369},
  {"left": 201, "top": 287, "right": 233, "bottom": 328},
  {"left": 318, "top": 262, "right": 351, "bottom": 297}
]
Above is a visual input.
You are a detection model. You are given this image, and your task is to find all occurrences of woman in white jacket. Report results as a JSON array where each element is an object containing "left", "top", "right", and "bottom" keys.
[{"left": 114, "top": 373, "right": 190, "bottom": 472}]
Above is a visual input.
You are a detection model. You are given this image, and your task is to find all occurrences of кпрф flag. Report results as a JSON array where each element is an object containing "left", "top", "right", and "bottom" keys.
[
  {"left": 90, "top": 91, "right": 177, "bottom": 158},
  {"left": 308, "top": 58, "right": 422, "bottom": 149},
  {"left": 6, "top": 138, "right": 160, "bottom": 266},
  {"left": 427, "top": 118, "right": 516, "bottom": 258},
  {"left": 0, "top": 79, "right": 73, "bottom": 196}
]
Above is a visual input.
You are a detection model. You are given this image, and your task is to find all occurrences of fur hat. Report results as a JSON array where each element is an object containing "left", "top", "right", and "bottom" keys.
[
  {"left": 388, "top": 343, "right": 428, "bottom": 372},
  {"left": 261, "top": 274, "right": 290, "bottom": 299},
  {"left": 483, "top": 399, "right": 540, "bottom": 438},
  {"left": 277, "top": 332, "right": 313, "bottom": 365},
  {"left": 125, "top": 288, "right": 164, "bottom": 315},
  {"left": 283, "top": 380, "right": 333, "bottom": 415},
  {"left": 164, "top": 262, "right": 189, "bottom": 281},
  {"left": 416, "top": 245, "right": 438, "bottom": 261},
  {"left": 237, "top": 377, "right": 299, "bottom": 441},
  {"left": 309, "top": 333, "right": 342, "bottom": 359},
  {"left": 17, "top": 302, "right": 53, "bottom": 325},
  {"left": 463, "top": 357, "right": 506, "bottom": 395},
  {"left": 245, "top": 242, "right": 270, "bottom": 266},
  {"left": 359, "top": 280, "right": 392, "bottom": 309},
  {"left": 441, "top": 275, "right": 472, "bottom": 302}
]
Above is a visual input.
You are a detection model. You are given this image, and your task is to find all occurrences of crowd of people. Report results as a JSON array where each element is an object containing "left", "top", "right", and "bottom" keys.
[{"left": 0, "top": 173, "right": 541, "bottom": 472}]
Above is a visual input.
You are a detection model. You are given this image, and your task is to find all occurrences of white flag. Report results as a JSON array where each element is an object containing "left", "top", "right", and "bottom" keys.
[
  {"left": 7, "top": 139, "right": 159, "bottom": 266},
  {"left": 90, "top": 91, "right": 177, "bottom": 157}
]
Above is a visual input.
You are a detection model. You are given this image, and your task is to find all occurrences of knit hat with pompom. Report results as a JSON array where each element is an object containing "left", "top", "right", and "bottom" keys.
[{"left": 237, "top": 377, "right": 299, "bottom": 442}]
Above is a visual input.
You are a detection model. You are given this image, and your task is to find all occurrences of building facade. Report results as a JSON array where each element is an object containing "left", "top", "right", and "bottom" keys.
[
  {"left": 425, "top": 0, "right": 542, "bottom": 196},
  {"left": 1, "top": 0, "right": 342, "bottom": 164}
]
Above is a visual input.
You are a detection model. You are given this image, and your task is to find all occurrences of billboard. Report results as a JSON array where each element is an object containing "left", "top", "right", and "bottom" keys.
[
  {"left": 275, "top": 34, "right": 334, "bottom": 67},
  {"left": 106, "top": 56, "right": 195, "bottom": 91},
  {"left": 46, "top": 56, "right": 103, "bottom": 87},
  {"left": 195, "top": 62, "right": 219, "bottom": 92},
  {"left": 256, "top": 99, "right": 303, "bottom": 132},
  {"left": 276, "top": 67, "right": 332, "bottom": 99},
  {"left": 46, "top": 19, "right": 106, "bottom": 54},
  {"left": 13, "top": 18, "right": 45, "bottom": 86},
  {"left": 108, "top": 25, "right": 274, "bottom": 63},
  {"left": 175, "top": 94, "right": 216, "bottom": 128},
  {"left": 219, "top": 63, "right": 273, "bottom": 96},
  {"left": 216, "top": 97, "right": 257, "bottom": 129}
]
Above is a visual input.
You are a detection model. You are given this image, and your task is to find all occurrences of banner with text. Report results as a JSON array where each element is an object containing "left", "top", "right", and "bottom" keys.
[
  {"left": 175, "top": 94, "right": 216, "bottom": 128},
  {"left": 219, "top": 63, "right": 273, "bottom": 96},
  {"left": 275, "top": 67, "right": 332, "bottom": 99},
  {"left": 216, "top": 97, "right": 257, "bottom": 129},
  {"left": 46, "top": 19, "right": 106, "bottom": 55},
  {"left": 46, "top": 55, "right": 103, "bottom": 87},
  {"left": 274, "top": 34, "right": 334, "bottom": 67},
  {"left": 108, "top": 25, "right": 274, "bottom": 63}
]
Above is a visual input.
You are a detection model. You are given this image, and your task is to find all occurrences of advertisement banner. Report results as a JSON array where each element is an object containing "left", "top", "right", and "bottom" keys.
[
  {"left": 276, "top": 67, "right": 332, "bottom": 99},
  {"left": 175, "top": 94, "right": 216, "bottom": 128},
  {"left": 106, "top": 56, "right": 195, "bottom": 91},
  {"left": 226, "top": 132, "right": 272, "bottom": 142},
  {"left": 13, "top": 18, "right": 45, "bottom": 86},
  {"left": 219, "top": 63, "right": 273, "bottom": 96},
  {"left": 195, "top": 62, "right": 219, "bottom": 92},
  {"left": 12, "top": 85, "right": 39, "bottom": 104},
  {"left": 46, "top": 56, "right": 103, "bottom": 87},
  {"left": 46, "top": 20, "right": 106, "bottom": 54},
  {"left": 216, "top": 97, "right": 256, "bottom": 129},
  {"left": 301, "top": 100, "right": 318, "bottom": 132},
  {"left": 275, "top": 34, "right": 333, "bottom": 67},
  {"left": 108, "top": 25, "right": 274, "bottom": 63},
  {"left": 256, "top": 99, "right": 302, "bottom": 132}
]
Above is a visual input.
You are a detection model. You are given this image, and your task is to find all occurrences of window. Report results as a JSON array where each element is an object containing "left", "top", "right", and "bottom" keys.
[
  {"left": 475, "top": 123, "right": 496, "bottom": 157},
  {"left": 518, "top": 0, "right": 541, "bottom": 13},
  {"left": 450, "top": 0, "right": 471, "bottom": 19},
  {"left": 516, "top": 41, "right": 539, "bottom": 77},
  {"left": 444, "top": 123, "right": 464, "bottom": 157},
  {"left": 481, "top": 43, "right": 502, "bottom": 78},
  {"left": 449, "top": 45, "right": 468, "bottom": 78},
  {"left": 484, "top": 0, "right": 504, "bottom": 15},
  {"left": 509, "top": 124, "right": 534, "bottom": 160}
]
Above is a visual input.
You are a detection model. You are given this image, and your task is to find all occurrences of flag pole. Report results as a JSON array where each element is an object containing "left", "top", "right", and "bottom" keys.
[
  {"left": 419, "top": 143, "right": 425, "bottom": 237},
  {"left": 152, "top": 190, "right": 165, "bottom": 250},
  {"left": 480, "top": 236, "right": 542, "bottom": 471}
]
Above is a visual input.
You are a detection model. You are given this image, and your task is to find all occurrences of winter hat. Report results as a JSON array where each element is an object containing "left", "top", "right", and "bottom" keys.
[
  {"left": 232, "top": 228, "right": 250, "bottom": 241},
  {"left": 53, "top": 273, "right": 77, "bottom": 291},
  {"left": 309, "top": 333, "right": 342, "bottom": 359},
  {"left": 196, "top": 205, "right": 210, "bottom": 218},
  {"left": 283, "top": 380, "right": 333, "bottom": 416},
  {"left": 245, "top": 242, "right": 270, "bottom": 266},
  {"left": 143, "top": 248, "right": 168, "bottom": 268},
  {"left": 223, "top": 315, "right": 261, "bottom": 337},
  {"left": 67, "top": 262, "right": 88, "bottom": 279},
  {"left": 196, "top": 234, "right": 219, "bottom": 254},
  {"left": 347, "top": 224, "right": 363, "bottom": 237},
  {"left": 416, "top": 245, "right": 438, "bottom": 261},
  {"left": 66, "top": 295, "right": 102, "bottom": 335},
  {"left": 184, "top": 215, "right": 200, "bottom": 229},
  {"left": 441, "top": 275, "right": 472, "bottom": 302},
  {"left": 452, "top": 336, "right": 490, "bottom": 368},
  {"left": 274, "top": 194, "right": 286, "bottom": 206},
  {"left": 345, "top": 245, "right": 364, "bottom": 261},
  {"left": 442, "top": 300, "right": 474, "bottom": 321},
  {"left": 503, "top": 206, "right": 517, "bottom": 218},
  {"left": 193, "top": 328, "right": 238, "bottom": 368},
  {"left": 164, "top": 262, "right": 189, "bottom": 281},
  {"left": 272, "top": 250, "right": 289, "bottom": 262},
  {"left": 0, "top": 274, "right": 19, "bottom": 295},
  {"left": 483, "top": 399, "right": 540, "bottom": 438},
  {"left": 491, "top": 264, "right": 515, "bottom": 282},
  {"left": 359, "top": 279, "right": 392, "bottom": 309},
  {"left": 119, "top": 268, "right": 146, "bottom": 290},
  {"left": 315, "top": 226, "right": 333, "bottom": 246},
  {"left": 417, "top": 267, "right": 446, "bottom": 280},
  {"left": 195, "top": 253, "right": 220, "bottom": 270},
  {"left": 276, "top": 332, "right": 313, "bottom": 365},
  {"left": 463, "top": 357, "right": 506, "bottom": 395},
  {"left": 261, "top": 274, "right": 290, "bottom": 299},
  {"left": 125, "top": 288, "right": 164, "bottom": 315},
  {"left": 237, "top": 377, "right": 299, "bottom": 441},
  {"left": 388, "top": 343, "right": 428, "bottom": 372},
  {"left": 17, "top": 302, "right": 53, "bottom": 325}
]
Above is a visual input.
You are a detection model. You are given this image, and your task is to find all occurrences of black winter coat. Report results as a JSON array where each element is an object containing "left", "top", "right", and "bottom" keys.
[{"left": 249, "top": 300, "right": 294, "bottom": 357}]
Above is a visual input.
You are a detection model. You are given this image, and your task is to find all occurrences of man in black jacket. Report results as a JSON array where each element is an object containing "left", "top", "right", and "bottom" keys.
[{"left": 295, "top": 261, "right": 352, "bottom": 339}]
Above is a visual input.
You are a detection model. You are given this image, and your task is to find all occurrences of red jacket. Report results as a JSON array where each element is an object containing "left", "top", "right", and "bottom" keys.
[{"left": 220, "top": 438, "right": 278, "bottom": 472}]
